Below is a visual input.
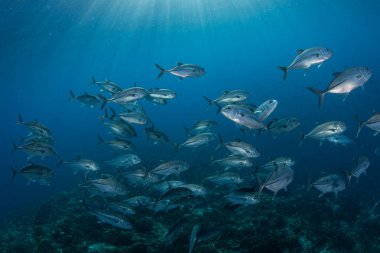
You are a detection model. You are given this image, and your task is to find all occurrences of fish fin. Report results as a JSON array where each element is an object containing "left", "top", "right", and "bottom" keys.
[
  {"left": 354, "top": 115, "right": 364, "bottom": 139},
  {"left": 97, "top": 94, "right": 107, "bottom": 110},
  {"left": 298, "top": 132, "right": 305, "bottom": 147},
  {"left": 11, "top": 143, "right": 18, "bottom": 155},
  {"left": 317, "top": 64, "right": 322, "bottom": 68},
  {"left": 277, "top": 66, "right": 288, "bottom": 80},
  {"left": 17, "top": 114, "right": 23, "bottom": 124},
  {"left": 342, "top": 93, "right": 350, "bottom": 102},
  {"left": 183, "top": 125, "right": 189, "bottom": 136},
  {"left": 307, "top": 86, "right": 325, "bottom": 108},
  {"left": 155, "top": 63, "right": 166, "bottom": 79},
  {"left": 97, "top": 135, "right": 104, "bottom": 144},
  {"left": 332, "top": 72, "right": 341, "bottom": 76},
  {"left": 69, "top": 90, "right": 75, "bottom": 101},
  {"left": 374, "top": 132, "right": 379, "bottom": 136},
  {"left": 11, "top": 166, "right": 17, "bottom": 181},
  {"left": 109, "top": 107, "right": 116, "bottom": 120},
  {"left": 177, "top": 62, "right": 183, "bottom": 66},
  {"left": 296, "top": 49, "right": 304, "bottom": 54},
  {"left": 202, "top": 96, "right": 213, "bottom": 107},
  {"left": 56, "top": 160, "right": 65, "bottom": 166},
  {"left": 272, "top": 191, "right": 278, "bottom": 200},
  {"left": 318, "top": 192, "right": 325, "bottom": 198}
]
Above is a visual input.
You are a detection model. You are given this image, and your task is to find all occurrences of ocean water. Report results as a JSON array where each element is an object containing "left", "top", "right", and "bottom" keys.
[{"left": 1, "top": 0, "right": 380, "bottom": 252}]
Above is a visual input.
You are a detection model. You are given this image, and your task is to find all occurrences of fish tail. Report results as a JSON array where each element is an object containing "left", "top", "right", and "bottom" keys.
[
  {"left": 56, "top": 159, "right": 65, "bottom": 166},
  {"left": 98, "top": 94, "right": 108, "bottom": 110},
  {"left": 298, "top": 132, "right": 305, "bottom": 147},
  {"left": 97, "top": 135, "right": 104, "bottom": 144},
  {"left": 215, "top": 134, "right": 223, "bottom": 150},
  {"left": 343, "top": 170, "right": 352, "bottom": 188},
  {"left": 307, "top": 86, "right": 325, "bottom": 108},
  {"left": 11, "top": 166, "right": 17, "bottom": 181},
  {"left": 109, "top": 107, "right": 116, "bottom": 120},
  {"left": 91, "top": 76, "right": 96, "bottom": 84},
  {"left": 202, "top": 96, "right": 213, "bottom": 106},
  {"left": 355, "top": 114, "right": 364, "bottom": 139},
  {"left": 183, "top": 125, "right": 189, "bottom": 136},
  {"left": 16, "top": 113, "right": 23, "bottom": 125},
  {"left": 69, "top": 90, "right": 76, "bottom": 102},
  {"left": 277, "top": 66, "right": 288, "bottom": 80},
  {"left": 11, "top": 143, "right": 17, "bottom": 155},
  {"left": 215, "top": 103, "right": 222, "bottom": 114},
  {"left": 155, "top": 63, "right": 166, "bottom": 79}
]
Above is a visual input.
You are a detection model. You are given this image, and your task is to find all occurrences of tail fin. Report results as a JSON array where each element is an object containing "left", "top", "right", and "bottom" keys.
[
  {"left": 11, "top": 143, "right": 17, "bottom": 155},
  {"left": 277, "top": 66, "right": 288, "bottom": 80},
  {"left": 355, "top": 115, "right": 364, "bottom": 139},
  {"left": 298, "top": 132, "right": 305, "bottom": 147},
  {"left": 56, "top": 160, "right": 65, "bottom": 166},
  {"left": 183, "top": 125, "right": 189, "bottom": 136},
  {"left": 215, "top": 134, "right": 223, "bottom": 150},
  {"left": 109, "top": 107, "right": 116, "bottom": 120},
  {"left": 98, "top": 94, "right": 108, "bottom": 110},
  {"left": 91, "top": 76, "right": 96, "bottom": 84},
  {"left": 203, "top": 96, "right": 213, "bottom": 106},
  {"left": 17, "top": 114, "right": 23, "bottom": 125},
  {"left": 307, "top": 87, "right": 325, "bottom": 108},
  {"left": 69, "top": 90, "right": 76, "bottom": 101},
  {"left": 97, "top": 135, "right": 104, "bottom": 144},
  {"left": 11, "top": 166, "right": 17, "bottom": 181},
  {"left": 155, "top": 64, "right": 166, "bottom": 79},
  {"left": 344, "top": 170, "right": 352, "bottom": 188}
]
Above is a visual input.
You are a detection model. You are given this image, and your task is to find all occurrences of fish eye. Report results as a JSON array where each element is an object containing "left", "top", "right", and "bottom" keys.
[
  {"left": 356, "top": 75, "right": 362, "bottom": 79},
  {"left": 316, "top": 54, "right": 320, "bottom": 57}
]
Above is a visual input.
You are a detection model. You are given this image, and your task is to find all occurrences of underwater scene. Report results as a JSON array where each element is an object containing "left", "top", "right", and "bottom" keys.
[{"left": 1, "top": 0, "right": 380, "bottom": 252}]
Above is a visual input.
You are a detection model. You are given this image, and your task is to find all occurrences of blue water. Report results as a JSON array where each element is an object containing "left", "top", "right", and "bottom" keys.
[{"left": 1, "top": 0, "right": 380, "bottom": 227}]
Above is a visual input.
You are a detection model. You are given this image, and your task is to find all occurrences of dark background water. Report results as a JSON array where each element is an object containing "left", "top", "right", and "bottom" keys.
[{"left": 1, "top": 0, "right": 380, "bottom": 218}]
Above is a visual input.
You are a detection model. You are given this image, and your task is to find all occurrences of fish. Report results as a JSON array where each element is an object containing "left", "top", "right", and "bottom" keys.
[
  {"left": 145, "top": 96, "right": 168, "bottom": 105},
  {"left": 267, "top": 117, "right": 300, "bottom": 135},
  {"left": 178, "top": 132, "right": 217, "bottom": 150},
  {"left": 184, "top": 120, "right": 218, "bottom": 136},
  {"left": 258, "top": 164, "right": 294, "bottom": 199},
  {"left": 165, "top": 217, "right": 188, "bottom": 242},
  {"left": 104, "top": 154, "right": 141, "bottom": 169},
  {"left": 122, "top": 103, "right": 146, "bottom": 114},
  {"left": 203, "top": 90, "right": 250, "bottom": 107},
  {"left": 224, "top": 192, "right": 260, "bottom": 206},
  {"left": 91, "top": 76, "right": 123, "bottom": 94},
  {"left": 97, "top": 135, "right": 136, "bottom": 151},
  {"left": 300, "top": 121, "right": 346, "bottom": 145},
  {"left": 325, "top": 134, "right": 354, "bottom": 146},
  {"left": 19, "top": 134, "right": 54, "bottom": 146},
  {"left": 189, "top": 224, "right": 201, "bottom": 253},
  {"left": 258, "top": 157, "right": 295, "bottom": 172},
  {"left": 211, "top": 155, "right": 254, "bottom": 171},
  {"left": 374, "top": 147, "right": 380, "bottom": 157},
  {"left": 347, "top": 156, "right": 370, "bottom": 185},
  {"left": 16, "top": 114, "right": 52, "bottom": 138},
  {"left": 152, "top": 180, "right": 186, "bottom": 194},
  {"left": 150, "top": 160, "right": 189, "bottom": 179},
  {"left": 57, "top": 157, "right": 100, "bottom": 175},
  {"left": 221, "top": 104, "right": 267, "bottom": 130},
  {"left": 145, "top": 126, "right": 169, "bottom": 144},
  {"left": 87, "top": 177, "right": 128, "bottom": 196},
  {"left": 124, "top": 196, "right": 154, "bottom": 208},
  {"left": 84, "top": 202, "right": 132, "bottom": 229},
  {"left": 356, "top": 113, "right": 380, "bottom": 138},
  {"left": 161, "top": 184, "right": 207, "bottom": 200},
  {"left": 119, "top": 111, "right": 150, "bottom": 125},
  {"left": 147, "top": 88, "right": 176, "bottom": 99},
  {"left": 12, "top": 141, "right": 57, "bottom": 159},
  {"left": 155, "top": 62, "right": 205, "bottom": 79},
  {"left": 106, "top": 202, "right": 136, "bottom": 215},
  {"left": 253, "top": 99, "right": 278, "bottom": 122},
  {"left": 69, "top": 90, "right": 101, "bottom": 108},
  {"left": 204, "top": 172, "right": 244, "bottom": 186},
  {"left": 278, "top": 47, "right": 332, "bottom": 80},
  {"left": 99, "top": 87, "right": 148, "bottom": 109},
  {"left": 309, "top": 174, "right": 346, "bottom": 198},
  {"left": 103, "top": 119, "right": 137, "bottom": 138},
  {"left": 218, "top": 140, "right": 260, "bottom": 158},
  {"left": 307, "top": 67, "right": 372, "bottom": 108},
  {"left": 11, "top": 163, "right": 54, "bottom": 185}
]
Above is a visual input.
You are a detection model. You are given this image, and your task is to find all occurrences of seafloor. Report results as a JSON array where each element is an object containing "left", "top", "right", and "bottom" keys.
[{"left": 1, "top": 186, "right": 379, "bottom": 253}]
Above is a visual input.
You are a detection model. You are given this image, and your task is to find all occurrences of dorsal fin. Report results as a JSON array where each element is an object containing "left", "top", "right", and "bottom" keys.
[
  {"left": 223, "top": 90, "right": 230, "bottom": 94},
  {"left": 177, "top": 62, "right": 184, "bottom": 66},
  {"left": 332, "top": 72, "right": 341, "bottom": 77},
  {"left": 296, "top": 49, "right": 304, "bottom": 54}
]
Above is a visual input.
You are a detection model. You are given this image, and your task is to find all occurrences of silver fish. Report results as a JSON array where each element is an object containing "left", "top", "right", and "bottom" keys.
[
  {"left": 203, "top": 90, "right": 250, "bottom": 106},
  {"left": 88, "top": 178, "right": 128, "bottom": 196},
  {"left": 301, "top": 121, "right": 346, "bottom": 145},
  {"left": 150, "top": 160, "right": 189, "bottom": 179},
  {"left": 69, "top": 90, "right": 101, "bottom": 107},
  {"left": 124, "top": 196, "right": 154, "bottom": 208},
  {"left": 310, "top": 174, "right": 346, "bottom": 198},
  {"left": 11, "top": 163, "right": 54, "bottom": 186},
  {"left": 91, "top": 76, "right": 123, "bottom": 94},
  {"left": 258, "top": 164, "right": 294, "bottom": 199},
  {"left": 97, "top": 135, "right": 136, "bottom": 151},
  {"left": 325, "top": 134, "right": 354, "bottom": 146},
  {"left": 224, "top": 192, "right": 260, "bottom": 206},
  {"left": 152, "top": 180, "right": 186, "bottom": 194},
  {"left": 104, "top": 154, "right": 141, "bottom": 169},
  {"left": 16, "top": 114, "right": 52, "bottom": 138},
  {"left": 253, "top": 99, "right": 278, "bottom": 122},
  {"left": 106, "top": 202, "right": 136, "bottom": 215},
  {"left": 356, "top": 113, "right": 380, "bottom": 138},
  {"left": 85, "top": 203, "right": 132, "bottom": 229},
  {"left": 12, "top": 141, "right": 56, "bottom": 159},
  {"left": 204, "top": 172, "right": 244, "bottom": 186},
  {"left": 189, "top": 224, "right": 201, "bottom": 253},
  {"left": 178, "top": 132, "right": 217, "bottom": 149},
  {"left": 268, "top": 117, "right": 300, "bottom": 135},
  {"left": 278, "top": 47, "right": 332, "bottom": 80},
  {"left": 103, "top": 119, "right": 137, "bottom": 138},
  {"left": 58, "top": 157, "right": 100, "bottom": 174},
  {"left": 211, "top": 155, "right": 253, "bottom": 170},
  {"left": 155, "top": 62, "right": 205, "bottom": 79},
  {"left": 99, "top": 87, "right": 148, "bottom": 109},
  {"left": 220, "top": 141, "right": 260, "bottom": 158},
  {"left": 221, "top": 104, "right": 267, "bottom": 130},
  {"left": 259, "top": 157, "right": 295, "bottom": 172},
  {"left": 184, "top": 120, "right": 218, "bottom": 136},
  {"left": 308, "top": 67, "right": 372, "bottom": 108},
  {"left": 119, "top": 111, "right": 150, "bottom": 125},
  {"left": 348, "top": 156, "right": 370, "bottom": 185},
  {"left": 148, "top": 88, "right": 176, "bottom": 99},
  {"left": 145, "top": 126, "right": 169, "bottom": 144}
]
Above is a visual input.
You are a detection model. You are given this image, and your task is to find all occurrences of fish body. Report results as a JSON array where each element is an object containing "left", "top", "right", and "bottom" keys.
[
  {"left": 224, "top": 192, "right": 260, "bottom": 206},
  {"left": 145, "top": 126, "right": 169, "bottom": 143},
  {"left": 85, "top": 204, "right": 132, "bottom": 229},
  {"left": 69, "top": 91, "right": 100, "bottom": 107},
  {"left": 204, "top": 90, "right": 250, "bottom": 105},
  {"left": 98, "top": 136, "right": 136, "bottom": 151},
  {"left": 104, "top": 154, "right": 141, "bottom": 169},
  {"left": 302, "top": 121, "right": 346, "bottom": 142},
  {"left": 259, "top": 157, "right": 295, "bottom": 172},
  {"left": 253, "top": 99, "right": 278, "bottom": 122},
  {"left": 268, "top": 117, "right": 300, "bottom": 135},
  {"left": 150, "top": 160, "right": 189, "bottom": 179},
  {"left": 12, "top": 163, "right": 53, "bottom": 185},
  {"left": 278, "top": 47, "right": 332, "bottom": 80},
  {"left": 212, "top": 155, "right": 253, "bottom": 170},
  {"left": 356, "top": 113, "right": 380, "bottom": 137},
  {"left": 311, "top": 174, "right": 346, "bottom": 198},
  {"left": 223, "top": 141, "right": 260, "bottom": 158},
  {"left": 326, "top": 134, "right": 353, "bottom": 146},
  {"left": 204, "top": 172, "right": 244, "bottom": 186},
  {"left": 221, "top": 104, "right": 267, "bottom": 130},
  {"left": 148, "top": 88, "right": 176, "bottom": 99},
  {"left": 179, "top": 133, "right": 217, "bottom": 149},
  {"left": 119, "top": 112, "right": 150, "bottom": 125},
  {"left": 155, "top": 62, "right": 205, "bottom": 79},
  {"left": 259, "top": 165, "right": 294, "bottom": 199},
  {"left": 91, "top": 76, "right": 123, "bottom": 94},
  {"left": 104, "top": 120, "right": 137, "bottom": 138},
  {"left": 88, "top": 178, "right": 128, "bottom": 196},
  {"left": 107, "top": 202, "right": 136, "bottom": 215},
  {"left": 13, "top": 141, "right": 56, "bottom": 158},
  {"left": 100, "top": 87, "right": 148, "bottom": 109},
  {"left": 59, "top": 158, "right": 100, "bottom": 174},
  {"left": 308, "top": 67, "right": 372, "bottom": 108},
  {"left": 16, "top": 114, "right": 52, "bottom": 138},
  {"left": 185, "top": 120, "right": 218, "bottom": 136}
]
